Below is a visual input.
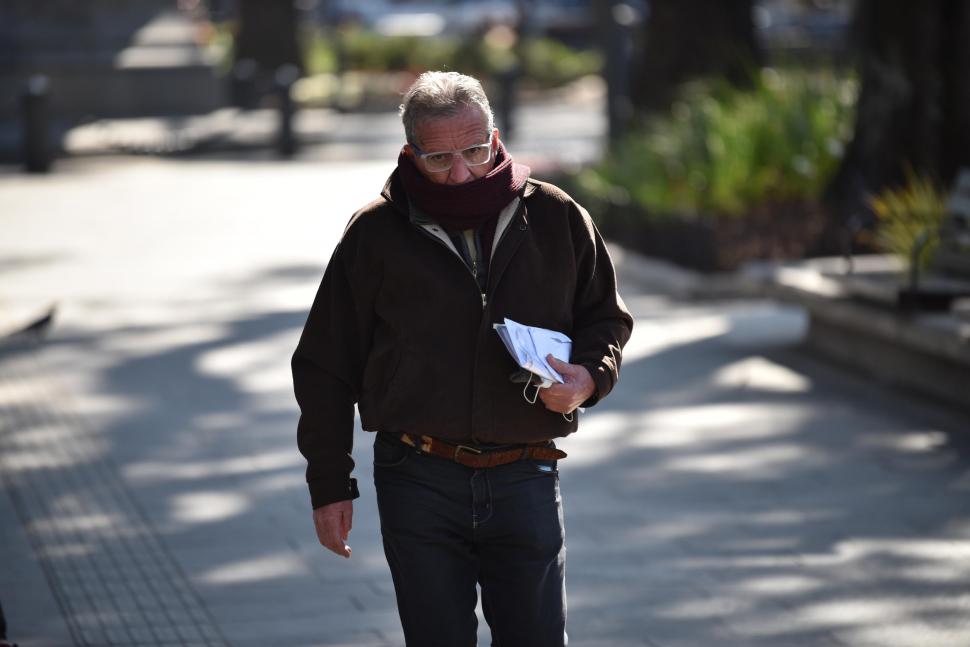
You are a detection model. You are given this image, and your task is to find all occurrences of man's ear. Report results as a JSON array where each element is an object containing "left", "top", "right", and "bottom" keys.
[
  {"left": 402, "top": 144, "right": 415, "bottom": 157},
  {"left": 492, "top": 128, "right": 501, "bottom": 148}
]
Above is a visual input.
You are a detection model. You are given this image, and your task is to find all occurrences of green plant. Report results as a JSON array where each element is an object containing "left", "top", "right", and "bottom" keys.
[
  {"left": 202, "top": 20, "right": 236, "bottom": 74},
  {"left": 302, "top": 25, "right": 338, "bottom": 74},
  {"left": 299, "top": 26, "right": 599, "bottom": 88},
  {"left": 870, "top": 171, "right": 948, "bottom": 270},
  {"left": 575, "top": 68, "right": 857, "bottom": 219},
  {"left": 520, "top": 39, "right": 602, "bottom": 89},
  {"left": 211, "top": 22, "right": 600, "bottom": 91}
]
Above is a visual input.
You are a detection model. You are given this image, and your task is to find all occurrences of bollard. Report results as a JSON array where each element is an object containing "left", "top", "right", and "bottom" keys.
[
  {"left": 22, "top": 74, "right": 52, "bottom": 173},
  {"left": 606, "top": 3, "right": 639, "bottom": 144},
  {"left": 231, "top": 58, "right": 258, "bottom": 109},
  {"left": 275, "top": 64, "right": 300, "bottom": 158},
  {"left": 496, "top": 66, "right": 519, "bottom": 139}
]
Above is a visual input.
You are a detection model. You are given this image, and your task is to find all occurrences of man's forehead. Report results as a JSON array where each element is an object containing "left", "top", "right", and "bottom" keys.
[{"left": 413, "top": 107, "right": 489, "bottom": 145}]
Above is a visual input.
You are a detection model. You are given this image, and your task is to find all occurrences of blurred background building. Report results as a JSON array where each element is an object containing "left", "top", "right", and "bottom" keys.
[{"left": 0, "top": 0, "right": 222, "bottom": 162}]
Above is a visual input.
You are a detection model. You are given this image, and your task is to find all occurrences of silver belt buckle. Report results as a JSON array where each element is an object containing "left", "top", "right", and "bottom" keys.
[{"left": 454, "top": 444, "right": 483, "bottom": 461}]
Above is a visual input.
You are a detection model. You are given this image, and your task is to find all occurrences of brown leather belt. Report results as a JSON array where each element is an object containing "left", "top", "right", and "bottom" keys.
[{"left": 397, "top": 433, "right": 566, "bottom": 469}]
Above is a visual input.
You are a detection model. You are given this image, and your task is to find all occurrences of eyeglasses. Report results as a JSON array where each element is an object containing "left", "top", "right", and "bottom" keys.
[{"left": 411, "top": 133, "right": 494, "bottom": 173}]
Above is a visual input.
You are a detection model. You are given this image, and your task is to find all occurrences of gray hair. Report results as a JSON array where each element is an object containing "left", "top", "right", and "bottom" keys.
[{"left": 400, "top": 71, "right": 495, "bottom": 146}]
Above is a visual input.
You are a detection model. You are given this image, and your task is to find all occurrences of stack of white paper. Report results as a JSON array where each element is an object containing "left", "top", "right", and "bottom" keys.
[{"left": 493, "top": 318, "right": 572, "bottom": 387}]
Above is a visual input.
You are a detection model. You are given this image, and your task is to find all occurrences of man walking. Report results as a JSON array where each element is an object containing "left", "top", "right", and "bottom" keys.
[{"left": 293, "top": 71, "right": 632, "bottom": 646}]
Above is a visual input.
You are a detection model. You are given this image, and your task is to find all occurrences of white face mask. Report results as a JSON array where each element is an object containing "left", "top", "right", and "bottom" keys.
[{"left": 494, "top": 318, "right": 575, "bottom": 422}]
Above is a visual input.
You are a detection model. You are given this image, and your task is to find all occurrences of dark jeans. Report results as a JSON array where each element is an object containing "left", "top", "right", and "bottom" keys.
[{"left": 373, "top": 432, "right": 567, "bottom": 647}]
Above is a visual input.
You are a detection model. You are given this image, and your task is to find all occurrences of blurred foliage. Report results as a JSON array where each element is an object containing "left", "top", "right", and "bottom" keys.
[
  {"left": 520, "top": 38, "right": 602, "bottom": 89},
  {"left": 307, "top": 27, "right": 457, "bottom": 75},
  {"left": 202, "top": 19, "right": 602, "bottom": 110},
  {"left": 573, "top": 68, "right": 858, "bottom": 219},
  {"left": 301, "top": 26, "right": 601, "bottom": 89},
  {"left": 205, "top": 20, "right": 236, "bottom": 74},
  {"left": 204, "top": 22, "right": 601, "bottom": 102},
  {"left": 869, "top": 171, "right": 948, "bottom": 269},
  {"left": 203, "top": 21, "right": 601, "bottom": 107}
]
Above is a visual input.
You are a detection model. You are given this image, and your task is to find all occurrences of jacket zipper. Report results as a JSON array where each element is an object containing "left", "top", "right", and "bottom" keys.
[
  {"left": 412, "top": 223, "right": 488, "bottom": 308},
  {"left": 470, "top": 260, "right": 487, "bottom": 307},
  {"left": 409, "top": 196, "right": 526, "bottom": 309}
]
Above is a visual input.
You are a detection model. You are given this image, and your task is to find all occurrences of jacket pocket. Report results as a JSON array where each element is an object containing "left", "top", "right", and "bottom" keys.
[
  {"left": 380, "top": 347, "right": 410, "bottom": 416},
  {"left": 380, "top": 347, "right": 439, "bottom": 421},
  {"left": 361, "top": 344, "right": 402, "bottom": 412}
]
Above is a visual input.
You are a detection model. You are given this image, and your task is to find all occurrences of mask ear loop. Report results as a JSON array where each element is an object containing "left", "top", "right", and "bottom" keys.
[
  {"left": 523, "top": 375, "right": 576, "bottom": 422},
  {"left": 522, "top": 374, "right": 541, "bottom": 404}
]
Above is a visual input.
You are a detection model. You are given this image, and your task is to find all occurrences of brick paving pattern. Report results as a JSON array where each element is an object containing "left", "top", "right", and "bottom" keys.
[{"left": 0, "top": 350, "right": 228, "bottom": 646}]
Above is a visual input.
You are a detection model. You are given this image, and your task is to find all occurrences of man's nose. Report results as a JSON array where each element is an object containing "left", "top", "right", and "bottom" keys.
[{"left": 448, "top": 156, "right": 472, "bottom": 184}]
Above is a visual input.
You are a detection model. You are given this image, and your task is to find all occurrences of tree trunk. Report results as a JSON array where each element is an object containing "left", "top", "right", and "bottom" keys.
[
  {"left": 234, "top": 0, "right": 302, "bottom": 74},
  {"left": 827, "top": 0, "right": 970, "bottom": 221},
  {"left": 631, "top": 0, "right": 761, "bottom": 114}
]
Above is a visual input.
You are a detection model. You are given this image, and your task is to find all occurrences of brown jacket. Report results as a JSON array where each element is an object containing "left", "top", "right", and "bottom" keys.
[{"left": 292, "top": 171, "right": 634, "bottom": 508}]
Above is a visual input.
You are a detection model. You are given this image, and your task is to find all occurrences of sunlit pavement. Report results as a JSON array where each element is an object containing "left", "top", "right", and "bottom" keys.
[{"left": 2, "top": 149, "right": 970, "bottom": 647}]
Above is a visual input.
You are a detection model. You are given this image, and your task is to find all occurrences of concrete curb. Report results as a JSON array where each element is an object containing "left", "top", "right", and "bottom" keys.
[
  {"left": 754, "top": 256, "right": 970, "bottom": 412},
  {"left": 607, "top": 243, "right": 765, "bottom": 300}
]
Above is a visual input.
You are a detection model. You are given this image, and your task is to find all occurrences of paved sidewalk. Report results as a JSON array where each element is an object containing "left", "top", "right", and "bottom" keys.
[{"left": 2, "top": 148, "right": 970, "bottom": 646}]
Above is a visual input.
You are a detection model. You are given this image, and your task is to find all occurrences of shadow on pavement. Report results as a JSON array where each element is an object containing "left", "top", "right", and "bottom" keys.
[{"left": 2, "top": 260, "right": 970, "bottom": 646}]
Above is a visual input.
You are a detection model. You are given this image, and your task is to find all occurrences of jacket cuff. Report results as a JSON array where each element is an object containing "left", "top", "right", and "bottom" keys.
[
  {"left": 309, "top": 477, "right": 360, "bottom": 510},
  {"left": 580, "top": 362, "right": 613, "bottom": 408}
]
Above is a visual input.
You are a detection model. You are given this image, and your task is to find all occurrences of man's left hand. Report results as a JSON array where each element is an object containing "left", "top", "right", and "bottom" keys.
[{"left": 539, "top": 355, "right": 596, "bottom": 415}]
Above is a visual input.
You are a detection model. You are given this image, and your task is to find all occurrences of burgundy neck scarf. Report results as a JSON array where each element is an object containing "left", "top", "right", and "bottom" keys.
[{"left": 397, "top": 140, "right": 531, "bottom": 234}]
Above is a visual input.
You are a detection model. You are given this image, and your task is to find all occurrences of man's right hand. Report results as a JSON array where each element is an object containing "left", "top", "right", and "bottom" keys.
[{"left": 313, "top": 500, "right": 353, "bottom": 559}]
